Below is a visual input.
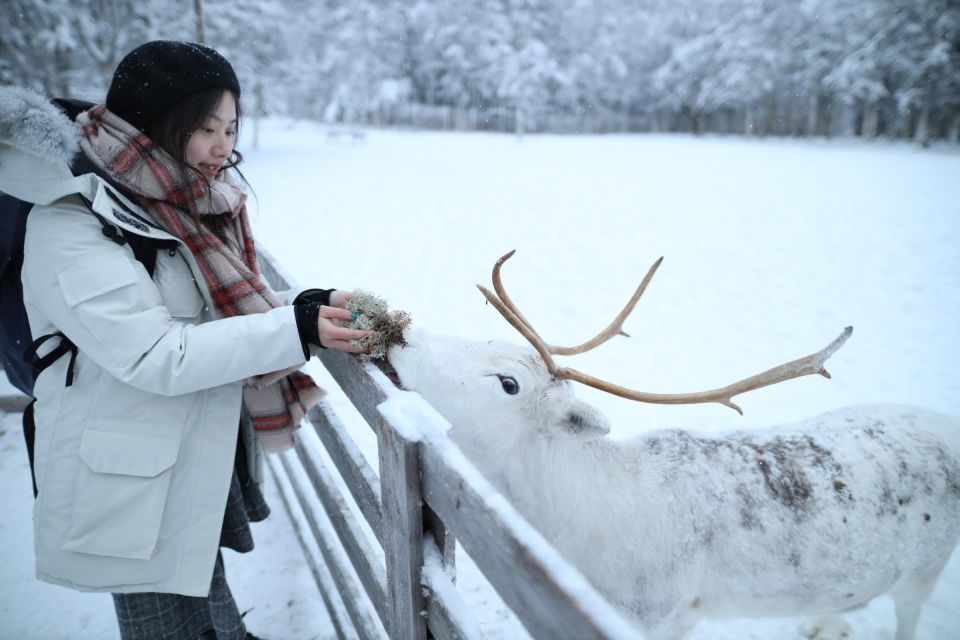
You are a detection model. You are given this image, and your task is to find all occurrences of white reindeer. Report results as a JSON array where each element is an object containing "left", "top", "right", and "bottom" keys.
[{"left": 387, "top": 251, "right": 960, "bottom": 640}]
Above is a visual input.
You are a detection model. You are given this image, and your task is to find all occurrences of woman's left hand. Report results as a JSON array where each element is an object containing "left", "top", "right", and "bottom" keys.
[
  {"left": 329, "top": 290, "right": 353, "bottom": 309},
  {"left": 317, "top": 305, "right": 373, "bottom": 352}
]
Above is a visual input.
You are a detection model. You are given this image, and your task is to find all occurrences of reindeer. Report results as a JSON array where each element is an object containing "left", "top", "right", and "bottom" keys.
[{"left": 387, "top": 251, "right": 960, "bottom": 640}]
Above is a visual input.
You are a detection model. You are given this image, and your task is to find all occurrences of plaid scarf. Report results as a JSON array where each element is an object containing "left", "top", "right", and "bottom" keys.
[{"left": 76, "top": 104, "right": 322, "bottom": 452}]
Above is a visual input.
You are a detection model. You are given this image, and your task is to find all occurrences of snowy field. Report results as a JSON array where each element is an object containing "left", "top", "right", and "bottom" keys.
[{"left": 1, "top": 121, "right": 959, "bottom": 639}]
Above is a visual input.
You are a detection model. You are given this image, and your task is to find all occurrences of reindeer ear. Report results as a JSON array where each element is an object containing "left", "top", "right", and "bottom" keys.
[{"left": 561, "top": 401, "right": 610, "bottom": 440}]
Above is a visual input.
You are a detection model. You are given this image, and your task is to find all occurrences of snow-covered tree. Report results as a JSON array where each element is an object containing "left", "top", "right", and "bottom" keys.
[{"left": 2, "top": 0, "right": 958, "bottom": 140}]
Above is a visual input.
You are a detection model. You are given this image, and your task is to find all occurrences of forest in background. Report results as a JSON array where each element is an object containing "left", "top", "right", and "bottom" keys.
[{"left": 2, "top": 0, "right": 958, "bottom": 141}]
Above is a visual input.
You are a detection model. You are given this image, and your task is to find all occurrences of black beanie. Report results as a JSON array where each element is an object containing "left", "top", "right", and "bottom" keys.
[{"left": 106, "top": 40, "right": 241, "bottom": 133}]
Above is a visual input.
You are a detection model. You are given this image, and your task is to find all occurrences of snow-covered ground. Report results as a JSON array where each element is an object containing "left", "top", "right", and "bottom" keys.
[{"left": 1, "top": 122, "right": 958, "bottom": 639}]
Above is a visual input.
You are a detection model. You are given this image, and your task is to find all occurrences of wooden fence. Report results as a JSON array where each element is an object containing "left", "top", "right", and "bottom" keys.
[{"left": 257, "top": 245, "right": 643, "bottom": 640}]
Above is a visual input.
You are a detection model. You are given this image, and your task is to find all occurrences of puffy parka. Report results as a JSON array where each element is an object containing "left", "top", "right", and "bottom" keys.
[{"left": 0, "top": 87, "right": 307, "bottom": 596}]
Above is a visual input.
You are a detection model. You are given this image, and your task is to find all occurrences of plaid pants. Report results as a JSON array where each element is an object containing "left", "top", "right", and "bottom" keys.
[{"left": 112, "top": 436, "right": 269, "bottom": 640}]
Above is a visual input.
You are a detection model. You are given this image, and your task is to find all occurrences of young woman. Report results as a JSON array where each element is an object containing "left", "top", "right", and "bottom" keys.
[{"left": 0, "top": 41, "right": 368, "bottom": 639}]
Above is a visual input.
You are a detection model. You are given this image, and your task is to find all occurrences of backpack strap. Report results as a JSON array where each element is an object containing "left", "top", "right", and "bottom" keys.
[
  {"left": 23, "top": 399, "right": 38, "bottom": 498},
  {"left": 24, "top": 331, "right": 77, "bottom": 387},
  {"left": 22, "top": 195, "right": 178, "bottom": 389},
  {"left": 79, "top": 194, "right": 178, "bottom": 278}
]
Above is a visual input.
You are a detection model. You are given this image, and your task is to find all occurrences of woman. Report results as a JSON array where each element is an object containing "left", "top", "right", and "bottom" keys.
[{"left": 0, "top": 41, "right": 368, "bottom": 639}]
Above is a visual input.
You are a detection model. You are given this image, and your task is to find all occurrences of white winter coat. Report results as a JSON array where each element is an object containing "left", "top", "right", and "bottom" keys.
[{"left": 0, "top": 87, "right": 308, "bottom": 596}]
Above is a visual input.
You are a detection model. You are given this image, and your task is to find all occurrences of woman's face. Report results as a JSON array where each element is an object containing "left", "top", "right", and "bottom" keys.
[{"left": 185, "top": 90, "right": 237, "bottom": 179}]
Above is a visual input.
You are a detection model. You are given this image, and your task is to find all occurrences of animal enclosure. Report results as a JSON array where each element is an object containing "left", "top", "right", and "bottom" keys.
[{"left": 257, "top": 246, "right": 642, "bottom": 640}]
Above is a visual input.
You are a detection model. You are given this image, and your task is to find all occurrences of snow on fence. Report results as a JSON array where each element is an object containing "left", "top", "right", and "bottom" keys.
[{"left": 257, "top": 245, "right": 643, "bottom": 640}]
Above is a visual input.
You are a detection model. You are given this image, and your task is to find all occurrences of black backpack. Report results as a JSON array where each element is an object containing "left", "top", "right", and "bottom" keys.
[
  {"left": 1, "top": 98, "right": 179, "bottom": 395},
  {"left": 1, "top": 98, "right": 177, "bottom": 496},
  {"left": 0, "top": 193, "right": 35, "bottom": 395},
  {"left": 1, "top": 189, "right": 175, "bottom": 498}
]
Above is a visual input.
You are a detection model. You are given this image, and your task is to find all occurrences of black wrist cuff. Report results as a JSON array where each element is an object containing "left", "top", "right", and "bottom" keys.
[
  {"left": 294, "top": 288, "right": 335, "bottom": 307},
  {"left": 294, "top": 302, "right": 323, "bottom": 358}
]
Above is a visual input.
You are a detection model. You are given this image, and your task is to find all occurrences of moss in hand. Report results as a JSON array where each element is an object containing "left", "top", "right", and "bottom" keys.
[{"left": 345, "top": 290, "right": 412, "bottom": 364}]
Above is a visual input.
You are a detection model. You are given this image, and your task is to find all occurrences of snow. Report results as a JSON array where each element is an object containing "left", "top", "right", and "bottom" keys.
[
  {"left": 421, "top": 535, "right": 484, "bottom": 639},
  {"left": 2, "top": 121, "right": 959, "bottom": 639},
  {"left": 377, "top": 390, "right": 448, "bottom": 442}
]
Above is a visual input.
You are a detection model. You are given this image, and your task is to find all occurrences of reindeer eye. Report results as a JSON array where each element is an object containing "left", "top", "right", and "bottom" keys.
[{"left": 497, "top": 375, "right": 520, "bottom": 395}]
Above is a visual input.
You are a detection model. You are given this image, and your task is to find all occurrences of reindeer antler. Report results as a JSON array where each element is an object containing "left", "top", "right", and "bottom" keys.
[{"left": 477, "top": 250, "right": 853, "bottom": 415}]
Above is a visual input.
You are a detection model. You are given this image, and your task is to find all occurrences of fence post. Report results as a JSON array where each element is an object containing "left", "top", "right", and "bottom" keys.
[{"left": 379, "top": 426, "right": 428, "bottom": 640}]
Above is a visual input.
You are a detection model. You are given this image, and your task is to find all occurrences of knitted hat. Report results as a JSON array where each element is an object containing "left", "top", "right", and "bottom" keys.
[{"left": 106, "top": 40, "right": 241, "bottom": 133}]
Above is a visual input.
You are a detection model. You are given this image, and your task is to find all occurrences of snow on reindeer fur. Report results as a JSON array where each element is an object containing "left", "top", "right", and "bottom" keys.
[{"left": 387, "top": 327, "right": 960, "bottom": 640}]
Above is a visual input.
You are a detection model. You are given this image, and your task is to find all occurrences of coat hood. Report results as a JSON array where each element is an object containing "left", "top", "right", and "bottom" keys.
[
  {"left": 0, "top": 85, "right": 95, "bottom": 205},
  {"left": 0, "top": 85, "right": 79, "bottom": 165}
]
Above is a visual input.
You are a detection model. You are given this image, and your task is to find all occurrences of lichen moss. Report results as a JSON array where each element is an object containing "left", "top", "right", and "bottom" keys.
[{"left": 345, "top": 290, "right": 411, "bottom": 366}]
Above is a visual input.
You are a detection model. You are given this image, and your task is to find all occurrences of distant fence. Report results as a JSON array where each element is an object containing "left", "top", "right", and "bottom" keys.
[
  {"left": 334, "top": 100, "right": 960, "bottom": 142},
  {"left": 360, "top": 103, "right": 652, "bottom": 135},
  {"left": 257, "top": 245, "right": 642, "bottom": 640}
]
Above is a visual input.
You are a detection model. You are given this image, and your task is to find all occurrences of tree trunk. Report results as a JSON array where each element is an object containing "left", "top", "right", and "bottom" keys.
[
  {"left": 949, "top": 111, "right": 960, "bottom": 144},
  {"left": 786, "top": 97, "right": 798, "bottom": 137},
  {"left": 100, "top": 60, "right": 114, "bottom": 95},
  {"left": 913, "top": 95, "right": 931, "bottom": 147},
  {"left": 806, "top": 90, "right": 820, "bottom": 137},
  {"left": 252, "top": 81, "right": 263, "bottom": 151},
  {"left": 765, "top": 93, "right": 777, "bottom": 136},
  {"left": 53, "top": 46, "right": 71, "bottom": 97},
  {"left": 860, "top": 101, "right": 879, "bottom": 139},
  {"left": 194, "top": 0, "right": 206, "bottom": 43}
]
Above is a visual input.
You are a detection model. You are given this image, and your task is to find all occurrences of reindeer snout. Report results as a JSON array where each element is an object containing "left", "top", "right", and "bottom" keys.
[{"left": 386, "top": 336, "right": 422, "bottom": 388}]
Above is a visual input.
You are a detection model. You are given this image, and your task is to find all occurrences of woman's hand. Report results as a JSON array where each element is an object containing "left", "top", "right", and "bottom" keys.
[
  {"left": 328, "top": 290, "right": 353, "bottom": 309},
  {"left": 317, "top": 304, "right": 374, "bottom": 353}
]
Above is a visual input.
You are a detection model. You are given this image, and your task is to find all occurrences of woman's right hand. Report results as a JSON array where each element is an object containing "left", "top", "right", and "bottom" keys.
[{"left": 317, "top": 305, "right": 375, "bottom": 353}]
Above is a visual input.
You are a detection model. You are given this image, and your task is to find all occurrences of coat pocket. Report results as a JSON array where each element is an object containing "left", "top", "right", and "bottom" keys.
[
  {"left": 62, "top": 429, "right": 180, "bottom": 560},
  {"left": 57, "top": 250, "right": 139, "bottom": 306}
]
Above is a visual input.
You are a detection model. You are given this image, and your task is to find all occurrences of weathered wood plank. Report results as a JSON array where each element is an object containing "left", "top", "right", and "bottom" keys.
[
  {"left": 317, "top": 349, "right": 395, "bottom": 438},
  {"left": 0, "top": 394, "right": 30, "bottom": 413},
  {"left": 378, "top": 426, "right": 428, "bottom": 640},
  {"left": 422, "top": 536, "right": 482, "bottom": 640},
  {"left": 293, "top": 435, "right": 389, "bottom": 624},
  {"left": 278, "top": 452, "right": 387, "bottom": 640},
  {"left": 308, "top": 401, "right": 384, "bottom": 544},
  {"left": 267, "top": 456, "right": 360, "bottom": 640},
  {"left": 420, "top": 440, "right": 642, "bottom": 640},
  {"left": 425, "top": 591, "right": 472, "bottom": 640},
  {"left": 256, "top": 243, "right": 295, "bottom": 291}
]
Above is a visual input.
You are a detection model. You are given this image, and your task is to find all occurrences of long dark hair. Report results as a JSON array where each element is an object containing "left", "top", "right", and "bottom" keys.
[{"left": 145, "top": 88, "right": 250, "bottom": 236}]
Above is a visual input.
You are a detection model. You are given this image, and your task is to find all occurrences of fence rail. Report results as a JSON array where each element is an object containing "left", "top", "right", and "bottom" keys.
[{"left": 258, "top": 244, "right": 643, "bottom": 640}]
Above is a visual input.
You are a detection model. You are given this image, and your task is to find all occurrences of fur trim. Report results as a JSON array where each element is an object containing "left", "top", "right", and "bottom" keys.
[{"left": 0, "top": 85, "right": 79, "bottom": 165}]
